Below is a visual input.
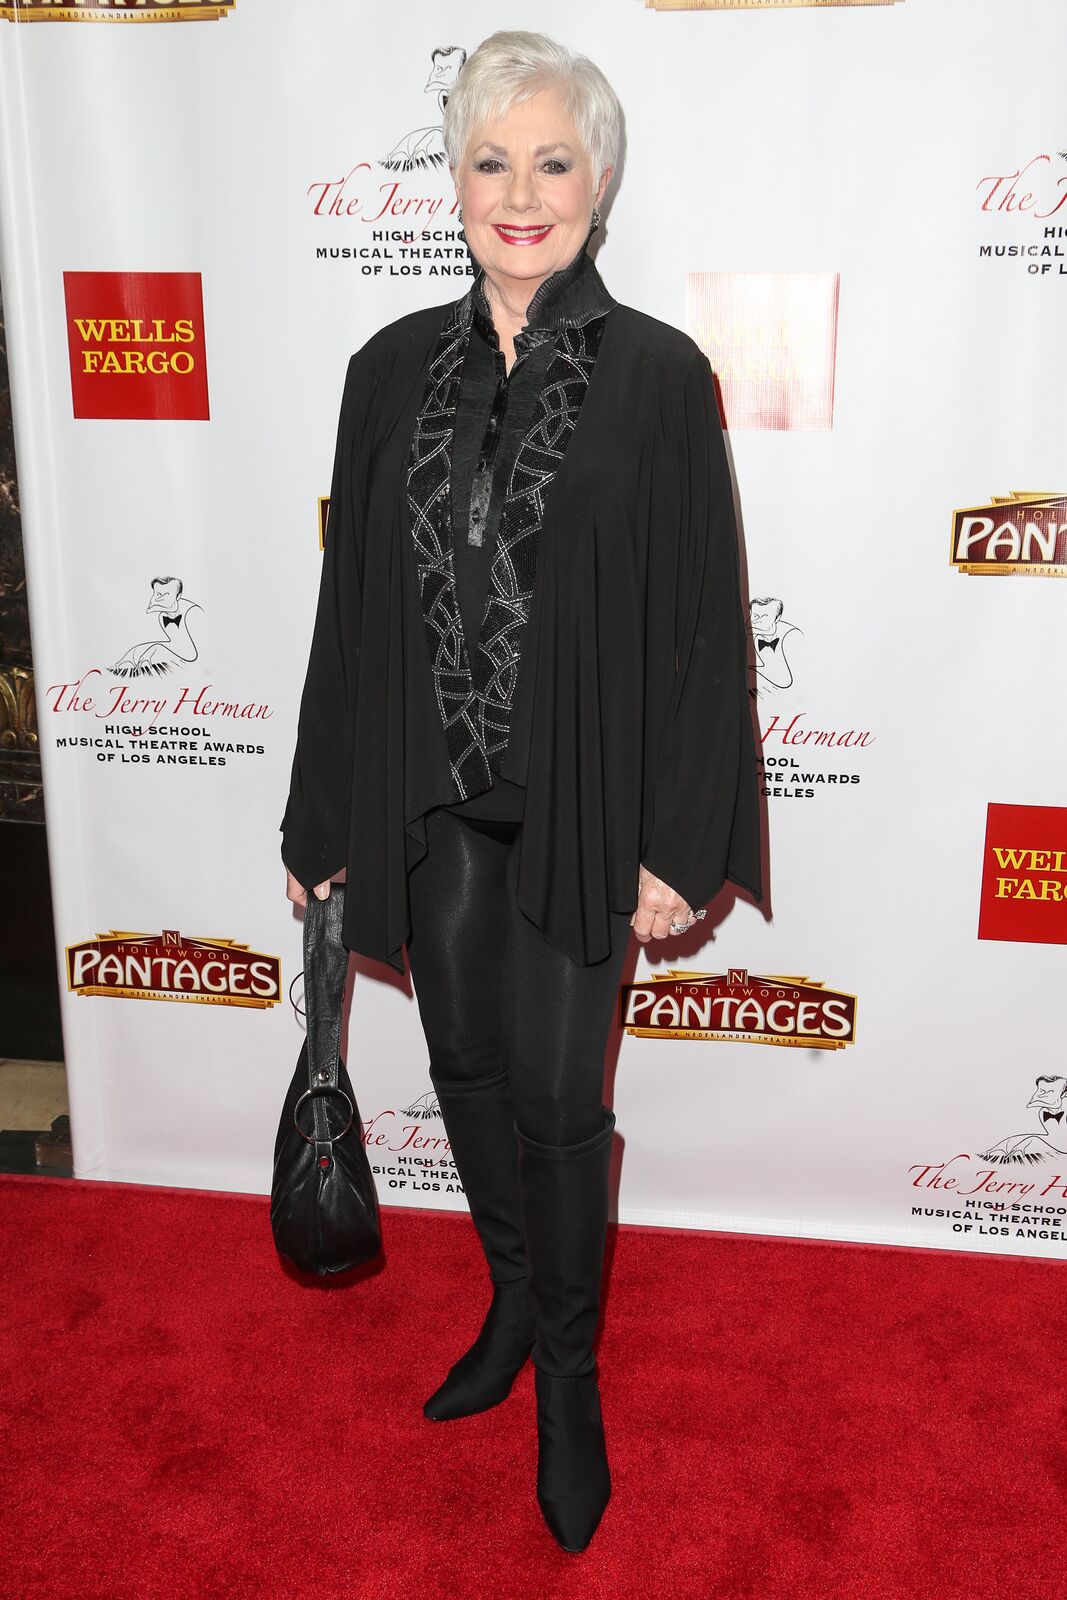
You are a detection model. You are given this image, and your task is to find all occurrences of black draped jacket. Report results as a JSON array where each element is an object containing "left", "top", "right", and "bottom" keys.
[{"left": 280, "top": 261, "right": 764, "bottom": 975}]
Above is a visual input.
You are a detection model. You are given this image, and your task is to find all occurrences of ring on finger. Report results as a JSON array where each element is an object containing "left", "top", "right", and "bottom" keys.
[{"left": 669, "top": 907, "right": 707, "bottom": 935}]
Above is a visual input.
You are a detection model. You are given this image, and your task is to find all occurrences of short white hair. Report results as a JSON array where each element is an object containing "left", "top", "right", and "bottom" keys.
[{"left": 443, "top": 30, "right": 623, "bottom": 188}]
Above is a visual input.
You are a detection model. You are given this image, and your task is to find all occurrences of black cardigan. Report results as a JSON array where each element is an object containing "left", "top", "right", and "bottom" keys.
[{"left": 280, "top": 295, "right": 763, "bottom": 974}]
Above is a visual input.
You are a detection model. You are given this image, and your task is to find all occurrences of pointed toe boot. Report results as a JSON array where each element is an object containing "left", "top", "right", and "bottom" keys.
[
  {"left": 534, "top": 1367, "right": 611, "bottom": 1551},
  {"left": 423, "top": 1276, "right": 536, "bottom": 1420},
  {"left": 422, "top": 1066, "right": 534, "bottom": 1420},
  {"left": 517, "top": 1107, "right": 616, "bottom": 1552}
]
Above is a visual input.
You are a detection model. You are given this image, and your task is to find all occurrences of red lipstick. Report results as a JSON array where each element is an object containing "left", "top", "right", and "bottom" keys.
[{"left": 491, "top": 223, "right": 554, "bottom": 247}]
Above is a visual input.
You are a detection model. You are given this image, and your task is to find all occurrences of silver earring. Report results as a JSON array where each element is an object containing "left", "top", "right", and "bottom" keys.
[
  {"left": 457, "top": 206, "right": 463, "bottom": 222},
  {"left": 591, "top": 206, "right": 601, "bottom": 228}
]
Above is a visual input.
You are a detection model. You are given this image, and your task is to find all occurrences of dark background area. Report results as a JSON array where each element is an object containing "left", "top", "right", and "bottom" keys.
[{"left": 0, "top": 282, "right": 63, "bottom": 1061}]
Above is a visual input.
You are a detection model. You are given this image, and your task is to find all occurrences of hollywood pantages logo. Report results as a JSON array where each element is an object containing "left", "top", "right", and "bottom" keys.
[
  {"left": 620, "top": 969, "right": 857, "bottom": 1049},
  {"left": 1, "top": 0, "right": 234, "bottom": 20},
  {"left": 950, "top": 492, "right": 1067, "bottom": 578},
  {"left": 66, "top": 928, "right": 281, "bottom": 1007}
]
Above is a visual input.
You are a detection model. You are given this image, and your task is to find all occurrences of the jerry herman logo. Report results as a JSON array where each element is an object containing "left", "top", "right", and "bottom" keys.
[
  {"left": 643, "top": 1, "right": 901, "bottom": 10},
  {"left": 1, "top": 1, "right": 233, "bottom": 21},
  {"left": 951, "top": 492, "right": 1066, "bottom": 578},
  {"left": 66, "top": 928, "right": 281, "bottom": 1007},
  {"left": 620, "top": 968, "right": 856, "bottom": 1049},
  {"left": 63, "top": 271, "right": 209, "bottom": 420},
  {"left": 978, "top": 803, "right": 1067, "bottom": 948}
]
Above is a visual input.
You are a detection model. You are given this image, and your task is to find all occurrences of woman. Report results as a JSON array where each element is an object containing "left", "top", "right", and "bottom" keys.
[{"left": 281, "top": 30, "right": 762, "bottom": 1553}]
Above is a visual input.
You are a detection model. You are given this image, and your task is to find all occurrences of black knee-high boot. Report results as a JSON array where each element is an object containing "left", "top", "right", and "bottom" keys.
[
  {"left": 422, "top": 1066, "right": 536, "bottom": 1421},
  {"left": 516, "top": 1107, "right": 616, "bottom": 1553}
]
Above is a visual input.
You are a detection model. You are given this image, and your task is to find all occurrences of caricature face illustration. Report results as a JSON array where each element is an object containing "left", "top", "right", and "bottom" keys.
[
  {"left": 146, "top": 578, "right": 182, "bottom": 615},
  {"left": 381, "top": 46, "right": 467, "bottom": 175},
  {"left": 749, "top": 598, "right": 784, "bottom": 640},
  {"left": 977, "top": 1074, "right": 1067, "bottom": 1164},
  {"left": 748, "top": 597, "right": 798, "bottom": 696},
  {"left": 1027, "top": 1076, "right": 1067, "bottom": 1130},
  {"left": 108, "top": 575, "right": 200, "bottom": 678},
  {"left": 425, "top": 45, "right": 464, "bottom": 103}
]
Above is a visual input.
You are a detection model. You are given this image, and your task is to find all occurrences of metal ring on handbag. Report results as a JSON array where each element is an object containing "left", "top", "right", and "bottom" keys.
[{"left": 293, "top": 1084, "right": 355, "bottom": 1145}]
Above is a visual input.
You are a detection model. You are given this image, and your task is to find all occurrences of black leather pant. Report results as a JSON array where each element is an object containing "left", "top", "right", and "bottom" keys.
[{"left": 406, "top": 808, "right": 632, "bottom": 1146}]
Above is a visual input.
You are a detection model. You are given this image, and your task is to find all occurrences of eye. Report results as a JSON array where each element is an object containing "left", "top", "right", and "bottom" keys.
[
  {"left": 474, "top": 158, "right": 504, "bottom": 174},
  {"left": 542, "top": 160, "right": 571, "bottom": 175}
]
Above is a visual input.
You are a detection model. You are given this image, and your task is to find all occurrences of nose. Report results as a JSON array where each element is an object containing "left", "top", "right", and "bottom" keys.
[{"left": 504, "top": 165, "right": 539, "bottom": 214}]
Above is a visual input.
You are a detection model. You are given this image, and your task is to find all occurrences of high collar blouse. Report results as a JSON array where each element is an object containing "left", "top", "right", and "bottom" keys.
[
  {"left": 280, "top": 263, "right": 764, "bottom": 975},
  {"left": 450, "top": 229, "right": 616, "bottom": 671},
  {"left": 443, "top": 231, "right": 616, "bottom": 825}
]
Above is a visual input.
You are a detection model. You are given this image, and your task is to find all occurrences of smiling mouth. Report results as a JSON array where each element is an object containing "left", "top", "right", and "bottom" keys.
[{"left": 492, "top": 223, "right": 554, "bottom": 245}]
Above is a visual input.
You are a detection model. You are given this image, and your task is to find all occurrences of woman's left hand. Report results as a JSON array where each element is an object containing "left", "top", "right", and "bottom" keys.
[{"left": 630, "top": 864, "right": 704, "bottom": 944}]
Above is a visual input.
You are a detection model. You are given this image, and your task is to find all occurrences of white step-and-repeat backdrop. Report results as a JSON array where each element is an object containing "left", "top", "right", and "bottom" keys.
[{"left": 1, "top": 0, "right": 1065, "bottom": 1257}]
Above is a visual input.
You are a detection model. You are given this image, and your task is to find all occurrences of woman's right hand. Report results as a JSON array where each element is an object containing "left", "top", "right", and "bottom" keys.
[{"left": 285, "top": 867, "right": 345, "bottom": 907}]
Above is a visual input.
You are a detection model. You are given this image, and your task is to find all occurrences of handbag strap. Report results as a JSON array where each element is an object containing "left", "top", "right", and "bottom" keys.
[{"left": 302, "top": 884, "right": 350, "bottom": 1148}]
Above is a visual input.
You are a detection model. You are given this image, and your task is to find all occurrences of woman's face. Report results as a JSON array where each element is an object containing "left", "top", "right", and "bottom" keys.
[{"left": 452, "top": 85, "right": 611, "bottom": 309}]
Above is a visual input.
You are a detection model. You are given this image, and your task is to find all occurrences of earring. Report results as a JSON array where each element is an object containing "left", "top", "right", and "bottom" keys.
[
  {"left": 457, "top": 206, "right": 463, "bottom": 222},
  {"left": 591, "top": 206, "right": 601, "bottom": 228}
]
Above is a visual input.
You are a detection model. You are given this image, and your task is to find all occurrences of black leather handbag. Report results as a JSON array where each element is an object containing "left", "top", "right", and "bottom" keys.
[{"left": 270, "top": 882, "right": 381, "bottom": 1275}]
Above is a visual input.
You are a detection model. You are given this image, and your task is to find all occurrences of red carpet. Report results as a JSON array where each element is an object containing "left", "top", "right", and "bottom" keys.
[{"left": 1, "top": 1174, "right": 1065, "bottom": 1598}]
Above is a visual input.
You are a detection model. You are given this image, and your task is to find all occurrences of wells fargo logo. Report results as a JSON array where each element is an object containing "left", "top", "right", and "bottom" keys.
[
  {"left": 951, "top": 492, "right": 1066, "bottom": 578},
  {"left": 620, "top": 968, "right": 856, "bottom": 1049},
  {"left": 63, "top": 271, "right": 209, "bottom": 420},
  {"left": 2, "top": 1, "right": 233, "bottom": 21},
  {"left": 66, "top": 928, "right": 281, "bottom": 1007},
  {"left": 687, "top": 272, "right": 839, "bottom": 431},
  {"left": 978, "top": 803, "right": 1067, "bottom": 948}
]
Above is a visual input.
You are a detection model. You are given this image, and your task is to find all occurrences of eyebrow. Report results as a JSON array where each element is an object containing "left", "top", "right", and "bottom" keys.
[{"left": 471, "top": 141, "right": 574, "bottom": 157}]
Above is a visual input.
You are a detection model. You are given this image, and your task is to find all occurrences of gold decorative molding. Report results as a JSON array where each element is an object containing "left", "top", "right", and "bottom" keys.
[
  {"left": 1, "top": 1, "right": 233, "bottom": 22},
  {"left": 0, "top": 665, "right": 37, "bottom": 750}
]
